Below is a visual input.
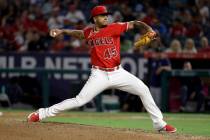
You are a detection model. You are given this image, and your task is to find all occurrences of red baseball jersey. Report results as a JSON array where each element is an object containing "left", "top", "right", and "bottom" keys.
[{"left": 83, "top": 22, "right": 128, "bottom": 68}]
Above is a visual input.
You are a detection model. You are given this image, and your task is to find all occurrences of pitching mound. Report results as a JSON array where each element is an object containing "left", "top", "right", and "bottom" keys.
[{"left": 0, "top": 111, "right": 209, "bottom": 140}]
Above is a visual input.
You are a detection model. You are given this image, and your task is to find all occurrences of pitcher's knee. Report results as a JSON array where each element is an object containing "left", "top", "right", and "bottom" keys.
[
  {"left": 75, "top": 96, "right": 88, "bottom": 107},
  {"left": 142, "top": 84, "right": 150, "bottom": 93},
  {"left": 137, "top": 84, "right": 151, "bottom": 97}
]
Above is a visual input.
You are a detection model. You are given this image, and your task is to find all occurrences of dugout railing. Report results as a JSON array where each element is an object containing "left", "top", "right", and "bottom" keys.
[
  {"left": 161, "top": 70, "right": 210, "bottom": 112},
  {"left": 0, "top": 68, "right": 210, "bottom": 112},
  {"left": 0, "top": 68, "right": 90, "bottom": 107}
]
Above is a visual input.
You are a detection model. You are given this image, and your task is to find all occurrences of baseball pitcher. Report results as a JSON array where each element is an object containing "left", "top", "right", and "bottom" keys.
[{"left": 27, "top": 5, "right": 176, "bottom": 133}]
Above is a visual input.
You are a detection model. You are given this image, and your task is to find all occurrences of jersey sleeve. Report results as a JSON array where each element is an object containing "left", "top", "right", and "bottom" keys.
[
  {"left": 83, "top": 27, "right": 92, "bottom": 39},
  {"left": 110, "top": 22, "right": 128, "bottom": 36}
]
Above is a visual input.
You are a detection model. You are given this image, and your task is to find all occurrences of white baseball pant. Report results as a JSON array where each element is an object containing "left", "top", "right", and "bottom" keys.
[{"left": 38, "top": 66, "right": 166, "bottom": 130}]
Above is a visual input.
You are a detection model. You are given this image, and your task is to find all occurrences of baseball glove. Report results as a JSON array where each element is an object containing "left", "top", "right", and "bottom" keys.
[{"left": 134, "top": 31, "right": 157, "bottom": 48}]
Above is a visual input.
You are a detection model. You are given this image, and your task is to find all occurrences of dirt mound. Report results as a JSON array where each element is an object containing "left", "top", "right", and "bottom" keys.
[{"left": 0, "top": 112, "right": 209, "bottom": 140}]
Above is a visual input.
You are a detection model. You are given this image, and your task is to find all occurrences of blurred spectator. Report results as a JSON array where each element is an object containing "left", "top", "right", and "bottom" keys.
[
  {"left": 41, "top": 0, "right": 53, "bottom": 15},
  {"left": 152, "top": 19, "right": 167, "bottom": 38},
  {"left": 120, "top": 38, "right": 132, "bottom": 53},
  {"left": 48, "top": 6, "right": 65, "bottom": 29},
  {"left": 180, "top": 61, "right": 205, "bottom": 112},
  {"left": 121, "top": 94, "right": 143, "bottom": 112},
  {"left": 0, "top": 26, "right": 7, "bottom": 52},
  {"left": 169, "top": 18, "right": 186, "bottom": 39},
  {"left": 142, "top": 7, "right": 158, "bottom": 26},
  {"left": 14, "top": 31, "right": 25, "bottom": 51},
  {"left": 65, "top": 4, "right": 86, "bottom": 25},
  {"left": 198, "top": 36, "right": 210, "bottom": 52},
  {"left": 71, "top": 40, "right": 89, "bottom": 53},
  {"left": 197, "top": 0, "right": 209, "bottom": 24},
  {"left": 149, "top": 47, "right": 172, "bottom": 108},
  {"left": 26, "top": 4, "right": 49, "bottom": 34},
  {"left": 186, "top": 21, "right": 201, "bottom": 38},
  {"left": 6, "top": 76, "right": 42, "bottom": 108},
  {"left": 148, "top": 37, "right": 166, "bottom": 52},
  {"left": 27, "top": 30, "right": 48, "bottom": 52},
  {"left": 70, "top": 38, "right": 82, "bottom": 49},
  {"left": 50, "top": 34, "right": 66, "bottom": 52},
  {"left": 5, "top": 77, "right": 23, "bottom": 105},
  {"left": 0, "top": 0, "right": 210, "bottom": 53},
  {"left": 173, "top": 8, "right": 192, "bottom": 25},
  {"left": 183, "top": 38, "right": 197, "bottom": 53},
  {"left": 165, "top": 39, "right": 182, "bottom": 53},
  {"left": 112, "top": 11, "right": 123, "bottom": 22},
  {"left": 120, "top": 4, "right": 135, "bottom": 21},
  {"left": 202, "top": 19, "right": 210, "bottom": 40}
]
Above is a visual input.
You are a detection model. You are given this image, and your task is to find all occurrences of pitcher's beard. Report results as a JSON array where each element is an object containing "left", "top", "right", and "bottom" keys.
[{"left": 99, "top": 24, "right": 107, "bottom": 28}]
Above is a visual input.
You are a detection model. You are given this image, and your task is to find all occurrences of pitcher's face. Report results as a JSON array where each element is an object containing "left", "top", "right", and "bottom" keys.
[{"left": 94, "top": 15, "right": 109, "bottom": 27}]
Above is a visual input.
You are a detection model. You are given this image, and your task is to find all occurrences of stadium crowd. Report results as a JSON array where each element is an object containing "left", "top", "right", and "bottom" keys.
[
  {"left": 1, "top": 0, "right": 210, "bottom": 112},
  {"left": 0, "top": 0, "right": 210, "bottom": 53}
]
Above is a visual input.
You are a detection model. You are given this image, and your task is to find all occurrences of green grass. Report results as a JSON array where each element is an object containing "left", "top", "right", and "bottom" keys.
[
  {"left": 44, "top": 112, "right": 210, "bottom": 137},
  {"left": 46, "top": 114, "right": 153, "bottom": 130},
  {"left": 1, "top": 109, "right": 209, "bottom": 137}
]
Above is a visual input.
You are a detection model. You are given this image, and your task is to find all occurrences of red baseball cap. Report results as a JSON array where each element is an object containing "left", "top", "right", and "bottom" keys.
[{"left": 90, "top": 6, "right": 111, "bottom": 22}]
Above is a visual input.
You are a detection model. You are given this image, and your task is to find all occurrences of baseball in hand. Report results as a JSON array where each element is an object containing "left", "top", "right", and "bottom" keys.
[
  {"left": 51, "top": 30, "right": 57, "bottom": 37},
  {"left": 50, "top": 29, "right": 59, "bottom": 37}
]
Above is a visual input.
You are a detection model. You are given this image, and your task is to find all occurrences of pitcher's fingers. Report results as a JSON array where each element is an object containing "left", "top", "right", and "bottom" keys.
[{"left": 50, "top": 29, "right": 57, "bottom": 37}]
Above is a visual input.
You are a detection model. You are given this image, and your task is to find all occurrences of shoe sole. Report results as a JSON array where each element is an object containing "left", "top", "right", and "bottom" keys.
[
  {"left": 159, "top": 128, "right": 177, "bottom": 133},
  {"left": 169, "top": 128, "right": 177, "bottom": 133}
]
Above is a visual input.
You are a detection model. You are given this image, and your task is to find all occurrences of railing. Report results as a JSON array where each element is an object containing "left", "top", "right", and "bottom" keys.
[
  {"left": 161, "top": 70, "right": 210, "bottom": 112},
  {"left": 1, "top": 68, "right": 210, "bottom": 112},
  {"left": 0, "top": 68, "right": 90, "bottom": 107}
]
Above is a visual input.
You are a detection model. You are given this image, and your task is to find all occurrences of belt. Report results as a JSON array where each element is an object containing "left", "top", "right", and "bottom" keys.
[{"left": 92, "top": 65, "right": 120, "bottom": 72}]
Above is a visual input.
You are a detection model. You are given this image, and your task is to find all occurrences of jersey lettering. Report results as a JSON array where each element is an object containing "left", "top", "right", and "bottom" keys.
[
  {"left": 104, "top": 46, "right": 117, "bottom": 59},
  {"left": 87, "top": 37, "right": 114, "bottom": 47},
  {"left": 83, "top": 23, "right": 128, "bottom": 68}
]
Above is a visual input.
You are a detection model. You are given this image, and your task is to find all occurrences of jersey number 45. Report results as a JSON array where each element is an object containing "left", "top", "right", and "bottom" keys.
[{"left": 104, "top": 46, "right": 117, "bottom": 59}]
